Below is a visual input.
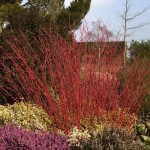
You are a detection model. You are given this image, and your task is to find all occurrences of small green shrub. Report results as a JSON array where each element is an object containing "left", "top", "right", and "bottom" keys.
[
  {"left": 68, "top": 125, "right": 144, "bottom": 150},
  {"left": 0, "top": 101, "right": 52, "bottom": 132},
  {"left": 89, "top": 127, "right": 143, "bottom": 150},
  {"left": 136, "top": 114, "right": 150, "bottom": 149},
  {"left": 68, "top": 126, "right": 91, "bottom": 148}
]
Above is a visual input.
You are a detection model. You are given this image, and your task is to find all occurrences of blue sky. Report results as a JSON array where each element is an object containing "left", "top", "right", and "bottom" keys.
[{"left": 22, "top": 0, "right": 150, "bottom": 42}]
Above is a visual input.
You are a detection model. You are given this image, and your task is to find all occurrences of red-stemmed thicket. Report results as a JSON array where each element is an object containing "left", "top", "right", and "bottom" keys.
[{"left": 0, "top": 24, "right": 149, "bottom": 134}]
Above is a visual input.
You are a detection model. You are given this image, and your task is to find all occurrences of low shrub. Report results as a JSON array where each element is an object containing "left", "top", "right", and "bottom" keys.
[
  {"left": 136, "top": 114, "right": 150, "bottom": 149},
  {"left": 90, "top": 127, "right": 144, "bottom": 150},
  {"left": 68, "top": 126, "right": 91, "bottom": 148},
  {"left": 0, "top": 124, "right": 68, "bottom": 150},
  {"left": 69, "top": 126, "right": 144, "bottom": 150},
  {"left": 0, "top": 101, "right": 52, "bottom": 132}
]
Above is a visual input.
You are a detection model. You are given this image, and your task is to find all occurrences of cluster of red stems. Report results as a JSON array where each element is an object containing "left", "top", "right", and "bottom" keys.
[{"left": 0, "top": 26, "right": 149, "bottom": 134}]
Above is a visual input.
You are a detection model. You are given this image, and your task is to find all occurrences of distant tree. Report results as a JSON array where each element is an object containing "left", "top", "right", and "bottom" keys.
[
  {"left": 129, "top": 40, "right": 150, "bottom": 60},
  {"left": 118, "top": 0, "right": 150, "bottom": 67},
  {"left": 84, "top": 20, "right": 113, "bottom": 42}
]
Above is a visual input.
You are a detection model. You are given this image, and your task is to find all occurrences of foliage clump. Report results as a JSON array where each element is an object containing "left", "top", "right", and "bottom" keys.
[
  {"left": 68, "top": 126, "right": 91, "bottom": 148},
  {"left": 136, "top": 114, "right": 150, "bottom": 149},
  {"left": 0, "top": 124, "right": 68, "bottom": 150},
  {"left": 0, "top": 0, "right": 91, "bottom": 38},
  {"left": 89, "top": 127, "right": 143, "bottom": 150},
  {"left": 0, "top": 101, "right": 52, "bottom": 131},
  {"left": 68, "top": 126, "right": 144, "bottom": 150}
]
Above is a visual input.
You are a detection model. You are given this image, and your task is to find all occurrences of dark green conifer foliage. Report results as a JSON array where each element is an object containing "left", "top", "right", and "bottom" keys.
[
  {"left": 1, "top": 0, "right": 91, "bottom": 38},
  {"left": 0, "top": 0, "right": 22, "bottom": 5}
]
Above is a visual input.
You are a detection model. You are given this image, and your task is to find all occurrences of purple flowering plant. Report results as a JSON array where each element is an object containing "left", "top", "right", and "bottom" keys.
[{"left": 0, "top": 124, "right": 68, "bottom": 150}]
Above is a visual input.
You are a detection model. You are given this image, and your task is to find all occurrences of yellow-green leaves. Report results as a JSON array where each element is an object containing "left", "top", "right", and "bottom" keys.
[{"left": 0, "top": 101, "right": 52, "bottom": 132}]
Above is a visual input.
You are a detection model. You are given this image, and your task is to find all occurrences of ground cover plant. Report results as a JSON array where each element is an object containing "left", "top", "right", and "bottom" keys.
[
  {"left": 0, "top": 124, "right": 68, "bottom": 150},
  {"left": 0, "top": 23, "right": 150, "bottom": 138}
]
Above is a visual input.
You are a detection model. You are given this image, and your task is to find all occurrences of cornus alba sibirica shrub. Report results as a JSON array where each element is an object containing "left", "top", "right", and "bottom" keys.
[
  {"left": 0, "top": 124, "right": 68, "bottom": 150},
  {"left": 0, "top": 26, "right": 150, "bottom": 133}
]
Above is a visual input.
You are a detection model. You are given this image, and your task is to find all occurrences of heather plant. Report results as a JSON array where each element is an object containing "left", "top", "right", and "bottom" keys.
[
  {"left": 0, "top": 101, "right": 52, "bottom": 132},
  {"left": 0, "top": 124, "right": 68, "bottom": 150},
  {"left": 0, "top": 24, "right": 149, "bottom": 133}
]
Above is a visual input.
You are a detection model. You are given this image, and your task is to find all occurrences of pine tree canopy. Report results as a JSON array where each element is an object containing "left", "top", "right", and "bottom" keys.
[
  {"left": 1, "top": 0, "right": 91, "bottom": 38},
  {"left": 0, "top": 0, "right": 22, "bottom": 5}
]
